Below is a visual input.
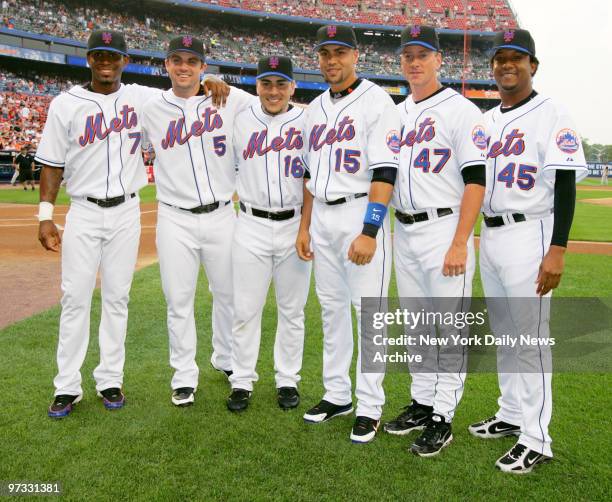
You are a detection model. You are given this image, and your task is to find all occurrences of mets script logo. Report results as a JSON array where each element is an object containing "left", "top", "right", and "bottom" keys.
[
  {"left": 269, "top": 56, "right": 279, "bottom": 69},
  {"left": 78, "top": 105, "right": 137, "bottom": 147},
  {"left": 161, "top": 108, "right": 223, "bottom": 150},
  {"left": 410, "top": 25, "right": 421, "bottom": 38},
  {"left": 182, "top": 36, "right": 193, "bottom": 48},
  {"left": 309, "top": 116, "right": 355, "bottom": 152},
  {"left": 487, "top": 129, "right": 525, "bottom": 158},
  {"left": 472, "top": 125, "right": 487, "bottom": 150},
  {"left": 243, "top": 128, "right": 303, "bottom": 160},
  {"left": 327, "top": 25, "right": 337, "bottom": 38},
  {"left": 386, "top": 130, "right": 401, "bottom": 154},
  {"left": 556, "top": 129, "right": 579, "bottom": 154},
  {"left": 503, "top": 30, "right": 515, "bottom": 43},
  {"left": 101, "top": 32, "right": 112, "bottom": 45},
  {"left": 401, "top": 117, "right": 436, "bottom": 147}
]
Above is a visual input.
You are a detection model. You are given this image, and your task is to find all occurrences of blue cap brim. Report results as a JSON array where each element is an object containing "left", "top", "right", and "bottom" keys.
[
  {"left": 491, "top": 44, "right": 533, "bottom": 57},
  {"left": 87, "top": 47, "right": 128, "bottom": 57},
  {"left": 397, "top": 41, "right": 439, "bottom": 54},
  {"left": 257, "top": 72, "right": 294, "bottom": 82},
  {"left": 315, "top": 41, "right": 356, "bottom": 50},
  {"left": 166, "top": 48, "right": 206, "bottom": 62}
]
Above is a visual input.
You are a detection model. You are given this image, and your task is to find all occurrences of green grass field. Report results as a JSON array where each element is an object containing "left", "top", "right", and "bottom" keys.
[
  {"left": 1, "top": 255, "right": 611, "bottom": 501},
  {"left": 2, "top": 183, "right": 610, "bottom": 242}
]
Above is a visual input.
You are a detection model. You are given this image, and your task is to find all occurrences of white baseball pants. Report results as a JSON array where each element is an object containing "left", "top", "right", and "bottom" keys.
[
  {"left": 480, "top": 215, "right": 554, "bottom": 457},
  {"left": 394, "top": 214, "right": 474, "bottom": 421},
  {"left": 156, "top": 202, "right": 235, "bottom": 391},
  {"left": 311, "top": 197, "right": 392, "bottom": 420},
  {"left": 229, "top": 211, "right": 311, "bottom": 392},
  {"left": 54, "top": 196, "right": 140, "bottom": 396}
]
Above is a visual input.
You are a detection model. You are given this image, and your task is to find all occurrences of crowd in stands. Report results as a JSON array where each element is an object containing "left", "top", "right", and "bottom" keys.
[
  {"left": 200, "top": 0, "right": 517, "bottom": 30},
  {"left": 2, "top": 0, "right": 494, "bottom": 79}
]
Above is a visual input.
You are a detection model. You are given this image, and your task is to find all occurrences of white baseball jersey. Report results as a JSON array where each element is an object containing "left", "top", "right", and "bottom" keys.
[
  {"left": 483, "top": 93, "right": 588, "bottom": 215},
  {"left": 303, "top": 79, "right": 400, "bottom": 201},
  {"left": 234, "top": 104, "right": 306, "bottom": 210},
  {"left": 392, "top": 87, "right": 486, "bottom": 212},
  {"left": 35, "top": 84, "right": 157, "bottom": 198},
  {"left": 141, "top": 86, "right": 256, "bottom": 208}
]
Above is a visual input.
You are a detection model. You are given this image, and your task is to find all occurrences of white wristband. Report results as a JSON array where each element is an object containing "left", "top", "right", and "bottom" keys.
[{"left": 38, "top": 201, "right": 54, "bottom": 222}]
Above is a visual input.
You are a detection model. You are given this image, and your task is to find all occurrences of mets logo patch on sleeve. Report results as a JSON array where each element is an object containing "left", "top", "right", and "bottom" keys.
[
  {"left": 472, "top": 125, "right": 488, "bottom": 150},
  {"left": 386, "top": 130, "right": 401, "bottom": 154},
  {"left": 556, "top": 128, "right": 579, "bottom": 154}
]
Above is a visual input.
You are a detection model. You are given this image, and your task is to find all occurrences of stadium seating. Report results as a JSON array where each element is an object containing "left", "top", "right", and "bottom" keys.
[{"left": 2, "top": 0, "right": 494, "bottom": 79}]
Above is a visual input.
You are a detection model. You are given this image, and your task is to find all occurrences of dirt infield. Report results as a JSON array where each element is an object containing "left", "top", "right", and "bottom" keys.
[
  {"left": 1, "top": 201, "right": 611, "bottom": 328},
  {"left": 0, "top": 202, "right": 158, "bottom": 329},
  {"left": 581, "top": 197, "right": 612, "bottom": 207}
]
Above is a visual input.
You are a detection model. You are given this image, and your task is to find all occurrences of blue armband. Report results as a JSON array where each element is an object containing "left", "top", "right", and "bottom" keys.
[{"left": 363, "top": 202, "right": 387, "bottom": 227}]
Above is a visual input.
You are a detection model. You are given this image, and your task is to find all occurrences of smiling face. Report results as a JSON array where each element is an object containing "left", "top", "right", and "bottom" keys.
[
  {"left": 491, "top": 48, "right": 537, "bottom": 104},
  {"left": 87, "top": 50, "right": 128, "bottom": 87},
  {"left": 317, "top": 44, "right": 359, "bottom": 91},
  {"left": 400, "top": 45, "right": 442, "bottom": 98},
  {"left": 165, "top": 51, "right": 207, "bottom": 96},
  {"left": 256, "top": 75, "right": 295, "bottom": 115}
]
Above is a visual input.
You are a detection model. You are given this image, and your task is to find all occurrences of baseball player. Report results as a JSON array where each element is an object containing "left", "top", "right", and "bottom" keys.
[
  {"left": 383, "top": 25, "right": 486, "bottom": 457},
  {"left": 226, "top": 56, "right": 311, "bottom": 412},
  {"left": 297, "top": 25, "right": 401, "bottom": 443},
  {"left": 140, "top": 35, "right": 256, "bottom": 407},
  {"left": 36, "top": 30, "right": 156, "bottom": 418},
  {"left": 37, "top": 30, "right": 228, "bottom": 418},
  {"left": 468, "top": 29, "right": 587, "bottom": 473}
]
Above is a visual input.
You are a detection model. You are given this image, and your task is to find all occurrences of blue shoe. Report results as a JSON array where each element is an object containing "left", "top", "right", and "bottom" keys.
[
  {"left": 48, "top": 394, "right": 82, "bottom": 418},
  {"left": 97, "top": 388, "right": 125, "bottom": 410}
]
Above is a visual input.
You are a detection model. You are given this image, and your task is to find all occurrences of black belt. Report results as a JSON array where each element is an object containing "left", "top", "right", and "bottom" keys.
[
  {"left": 239, "top": 201, "right": 297, "bottom": 221},
  {"left": 86, "top": 193, "right": 135, "bottom": 208},
  {"left": 325, "top": 193, "right": 368, "bottom": 206},
  {"left": 165, "top": 200, "right": 230, "bottom": 214},
  {"left": 395, "top": 208, "right": 453, "bottom": 225},
  {"left": 483, "top": 213, "right": 526, "bottom": 227}
]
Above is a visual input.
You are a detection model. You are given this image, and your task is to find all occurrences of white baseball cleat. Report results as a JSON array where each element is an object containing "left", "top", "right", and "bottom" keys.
[
  {"left": 303, "top": 399, "right": 353, "bottom": 424},
  {"left": 495, "top": 442, "right": 552, "bottom": 474},
  {"left": 468, "top": 415, "right": 521, "bottom": 439}
]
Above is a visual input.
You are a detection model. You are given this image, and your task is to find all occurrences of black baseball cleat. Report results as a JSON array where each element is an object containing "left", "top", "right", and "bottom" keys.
[
  {"left": 277, "top": 387, "right": 300, "bottom": 410},
  {"left": 97, "top": 387, "right": 125, "bottom": 410},
  {"left": 303, "top": 399, "right": 353, "bottom": 424},
  {"left": 171, "top": 387, "right": 195, "bottom": 407},
  {"left": 227, "top": 388, "right": 252, "bottom": 412},
  {"left": 211, "top": 362, "right": 233, "bottom": 379},
  {"left": 383, "top": 399, "right": 433, "bottom": 435},
  {"left": 495, "top": 442, "right": 552, "bottom": 474},
  {"left": 411, "top": 414, "right": 453, "bottom": 457},
  {"left": 468, "top": 415, "right": 521, "bottom": 439},
  {"left": 350, "top": 416, "right": 380, "bottom": 444},
  {"left": 48, "top": 394, "right": 82, "bottom": 419}
]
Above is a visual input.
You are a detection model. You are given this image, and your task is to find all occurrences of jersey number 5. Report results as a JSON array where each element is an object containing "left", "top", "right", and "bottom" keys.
[
  {"left": 414, "top": 148, "right": 451, "bottom": 173},
  {"left": 497, "top": 162, "right": 537, "bottom": 190}
]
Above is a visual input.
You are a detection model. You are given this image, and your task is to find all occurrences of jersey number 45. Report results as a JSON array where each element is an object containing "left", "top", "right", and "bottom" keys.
[{"left": 497, "top": 162, "right": 537, "bottom": 190}]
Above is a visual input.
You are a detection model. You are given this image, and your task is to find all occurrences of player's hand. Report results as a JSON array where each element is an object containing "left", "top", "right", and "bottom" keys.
[
  {"left": 442, "top": 241, "right": 467, "bottom": 276},
  {"left": 202, "top": 76, "right": 230, "bottom": 108},
  {"left": 296, "top": 228, "right": 313, "bottom": 261},
  {"left": 38, "top": 220, "right": 61, "bottom": 252},
  {"left": 536, "top": 245, "right": 566, "bottom": 296},
  {"left": 348, "top": 234, "right": 376, "bottom": 266}
]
